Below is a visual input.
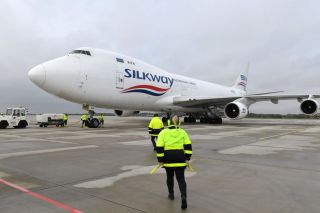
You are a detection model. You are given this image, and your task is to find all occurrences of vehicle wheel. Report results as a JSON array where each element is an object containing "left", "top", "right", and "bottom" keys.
[
  {"left": 18, "top": 121, "right": 27, "bottom": 128},
  {"left": 0, "top": 121, "right": 8, "bottom": 129},
  {"left": 89, "top": 118, "right": 99, "bottom": 128},
  {"left": 40, "top": 124, "right": 43, "bottom": 127}
]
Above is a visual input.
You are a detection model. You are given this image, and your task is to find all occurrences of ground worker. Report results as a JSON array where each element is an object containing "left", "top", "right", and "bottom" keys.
[
  {"left": 98, "top": 114, "right": 104, "bottom": 128},
  {"left": 81, "top": 113, "right": 88, "bottom": 128},
  {"left": 148, "top": 113, "right": 164, "bottom": 151},
  {"left": 156, "top": 114, "right": 192, "bottom": 210},
  {"left": 63, "top": 114, "right": 68, "bottom": 127}
]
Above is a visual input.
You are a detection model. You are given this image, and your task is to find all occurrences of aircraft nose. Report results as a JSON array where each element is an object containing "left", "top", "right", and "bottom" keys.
[{"left": 28, "top": 64, "right": 46, "bottom": 86}]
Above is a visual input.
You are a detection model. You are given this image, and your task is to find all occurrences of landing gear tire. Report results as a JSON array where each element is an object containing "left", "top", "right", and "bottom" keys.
[
  {"left": 208, "top": 117, "right": 222, "bottom": 124},
  {"left": 184, "top": 116, "right": 196, "bottom": 123},
  {"left": 200, "top": 117, "right": 208, "bottom": 123},
  {"left": 89, "top": 118, "right": 100, "bottom": 128},
  {"left": 200, "top": 116, "right": 222, "bottom": 124}
]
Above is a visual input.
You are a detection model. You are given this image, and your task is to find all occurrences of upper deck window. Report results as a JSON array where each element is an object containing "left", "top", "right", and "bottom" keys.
[{"left": 69, "top": 50, "right": 91, "bottom": 56}]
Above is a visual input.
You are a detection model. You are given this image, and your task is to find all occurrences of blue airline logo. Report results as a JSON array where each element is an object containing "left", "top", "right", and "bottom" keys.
[{"left": 124, "top": 69, "right": 174, "bottom": 87}]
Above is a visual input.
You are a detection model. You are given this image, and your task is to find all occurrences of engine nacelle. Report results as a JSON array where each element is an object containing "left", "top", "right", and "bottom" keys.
[
  {"left": 114, "top": 110, "right": 140, "bottom": 117},
  {"left": 300, "top": 99, "right": 319, "bottom": 115},
  {"left": 224, "top": 102, "right": 249, "bottom": 119}
]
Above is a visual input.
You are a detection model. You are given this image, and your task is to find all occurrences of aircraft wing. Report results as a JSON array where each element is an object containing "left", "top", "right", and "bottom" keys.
[{"left": 173, "top": 94, "right": 320, "bottom": 108}]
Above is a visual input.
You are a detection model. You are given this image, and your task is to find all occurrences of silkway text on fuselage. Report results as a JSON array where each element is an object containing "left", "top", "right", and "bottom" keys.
[{"left": 124, "top": 69, "right": 174, "bottom": 87}]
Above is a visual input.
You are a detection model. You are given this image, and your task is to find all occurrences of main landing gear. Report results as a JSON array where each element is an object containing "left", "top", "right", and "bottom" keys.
[
  {"left": 162, "top": 112, "right": 171, "bottom": 124},
  {"left": 184, "top": 115, "right": 196, "bottom": 123},
  {"left": 184, "top": 113, "right": 223, "bottom": 124},
  {"left": 199, "top": 116, "right": 222, "bottom": 124}
]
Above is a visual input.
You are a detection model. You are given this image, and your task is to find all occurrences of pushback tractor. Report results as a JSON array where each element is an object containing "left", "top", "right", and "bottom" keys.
[{"left": 0, "top": 108, "right": 29, "bottom": 129}]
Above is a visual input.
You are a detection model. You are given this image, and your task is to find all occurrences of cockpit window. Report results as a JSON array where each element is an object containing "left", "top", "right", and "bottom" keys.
[{"left": 69, "top": 50, "right": 91, "bottom": 56}]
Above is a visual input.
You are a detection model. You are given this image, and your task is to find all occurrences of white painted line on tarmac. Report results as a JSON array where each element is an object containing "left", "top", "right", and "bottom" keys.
[
  {"left": 0, "top": 145, "right": 98, "bottom": 159},
  {"left": 48, "top": 134, "right": 113, "bottom": 140},
  {"left": 0, "top": 133, "right": 77, "bottom": 144},
  {"left": 74, "top": 164, "right": 196, "bottom": 189},
  {"left": 119, "top": 140, "right": 150, "bottom": 146}
]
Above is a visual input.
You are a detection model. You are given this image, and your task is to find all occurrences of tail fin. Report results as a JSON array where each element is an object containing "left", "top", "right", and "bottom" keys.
[{"left": 233, "top": 63, "right": 249, "bottom": 94}]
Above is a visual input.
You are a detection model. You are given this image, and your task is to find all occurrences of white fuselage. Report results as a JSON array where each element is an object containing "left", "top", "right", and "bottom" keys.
[{"left": 28, "top": 48, "right": 244, "bottom": 113}]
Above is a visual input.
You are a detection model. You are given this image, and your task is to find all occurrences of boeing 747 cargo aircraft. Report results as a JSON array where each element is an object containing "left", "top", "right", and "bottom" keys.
[{"left": 28, "top": 47, "right": 319, "bottom": 128}]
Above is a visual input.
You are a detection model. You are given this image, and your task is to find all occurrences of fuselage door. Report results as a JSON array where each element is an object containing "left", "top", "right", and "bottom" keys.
[{"left": 116, "top": 71, "right": 124, "bottom": 89}]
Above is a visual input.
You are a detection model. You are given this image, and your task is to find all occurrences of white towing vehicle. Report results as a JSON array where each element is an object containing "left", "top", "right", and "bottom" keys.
[
  {"left": 0, "top": 108, "right": 29, "bottom": 129},
  {"left": 36, "top": 114, "right": 64, "bottom": 127}
]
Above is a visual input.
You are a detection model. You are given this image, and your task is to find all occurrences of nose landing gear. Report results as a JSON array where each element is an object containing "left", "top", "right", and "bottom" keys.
[{"left": 83, "top": 104, "right": 100, "bottom": 128}]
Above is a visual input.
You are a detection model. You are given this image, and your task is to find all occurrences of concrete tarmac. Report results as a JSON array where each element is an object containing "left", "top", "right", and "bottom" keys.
[{"left": 0, "top": 117, "right": 320, "bottom": 213}]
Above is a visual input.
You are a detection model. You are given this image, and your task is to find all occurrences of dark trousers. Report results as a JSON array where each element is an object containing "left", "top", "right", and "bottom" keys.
[
  {"left": 99, "top": 120, "right": 104, "bottom": 127},
  {"left": 64, "top": 120, "right": 67, "bottom": 126},
  {"left": 151, "top": 136, "right": 157, "bottom": 149},
  {"left": 165, "top": 167, "right": 187, "bottom": 199}
]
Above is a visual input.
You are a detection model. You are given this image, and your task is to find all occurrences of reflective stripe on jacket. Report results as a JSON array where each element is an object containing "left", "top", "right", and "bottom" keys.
[
  {"left": 156, "top": 126, "right": 192, "bottom": 168},
  {"left": 148, "top": 117, "right": 164, "bottom": 136}
]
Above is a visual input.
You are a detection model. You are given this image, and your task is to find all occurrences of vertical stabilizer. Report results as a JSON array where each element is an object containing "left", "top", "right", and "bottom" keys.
[{"left": 233, "top": 63, "right": 249, "bottom": 94}]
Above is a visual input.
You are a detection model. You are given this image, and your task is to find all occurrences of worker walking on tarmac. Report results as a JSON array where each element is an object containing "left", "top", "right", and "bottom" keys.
[
  {"left": 98, "top": 114, "right": 104, "bottom": 128},
  {"left": 156, "top": 114, "right": 192, "bottom": 210},
  {"left": 81, "top": 113, "right": 88, "bottom": 128},
  {"left": 63, "top": 114, "right": 68, "bottom": 127},
  {"left": 148, "top": 113, "right": 164, "bottom": 151}
]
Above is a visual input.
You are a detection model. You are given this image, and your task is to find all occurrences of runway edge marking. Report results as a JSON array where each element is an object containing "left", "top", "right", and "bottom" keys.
[{"left": 0, "top": 178, "right": 83, "bottom": 213}]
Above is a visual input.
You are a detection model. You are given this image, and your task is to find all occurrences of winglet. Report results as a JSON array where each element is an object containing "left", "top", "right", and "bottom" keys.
[{"left": 233, "top": 63, "right": 249, "bottom": 93}]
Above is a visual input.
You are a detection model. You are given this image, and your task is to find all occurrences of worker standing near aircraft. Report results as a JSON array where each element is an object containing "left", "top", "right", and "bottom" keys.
[
  {"left": 156, "top": 114, "right": 192, "bottom": 210},
  {"left": 81, "top": 113, "right": 88, "bottom": 128},
  {"left": 98, "top": 114, "right": 104, "bottom": 128},
  {"left": 148, "top": 114, "right": 164, "bottom": 151},
  {"left": 63, "top": 114, "right": 68, "bottom": 127}
]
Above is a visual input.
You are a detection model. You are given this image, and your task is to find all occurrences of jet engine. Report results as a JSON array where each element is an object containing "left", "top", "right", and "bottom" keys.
[
  {"left": 300, "top": 99, "right": 319, "bottom": 115},
  {"left": 224, "top": 101, "right": 249, "bottom": 119},
  {"left": 114, "top": 110, "right": 140, "bottom": 117}
]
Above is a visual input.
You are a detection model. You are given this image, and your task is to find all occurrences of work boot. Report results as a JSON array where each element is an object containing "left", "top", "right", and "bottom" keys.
[
  {"left": 181, "top": 199, "right": 187, "bottom": 210},
  {"left": 168, "top": 193, "right": 174, "bottom": 200}
]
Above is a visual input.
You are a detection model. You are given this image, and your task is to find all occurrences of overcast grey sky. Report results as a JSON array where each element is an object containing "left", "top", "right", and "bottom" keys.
[{"left": 1, "top": 0, "right": 319, "bottom": 114}]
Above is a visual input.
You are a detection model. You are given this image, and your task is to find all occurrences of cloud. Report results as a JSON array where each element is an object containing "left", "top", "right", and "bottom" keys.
[{"left": 0, "top": 0, "right": 319, "bottom": 114}]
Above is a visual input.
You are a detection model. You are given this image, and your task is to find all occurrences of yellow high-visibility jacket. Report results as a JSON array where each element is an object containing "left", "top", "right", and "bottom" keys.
[
  {"left": 63, "top": 114, "right": 68, "bottom": 121},
  {"left": 156, "top": 125, "right": 192, "bottom": 168},
  {"left": 81, "top": 114, "right": 88, "bottom": 121},
  {"left": 148, "top": 117, "right": 164, "bottom": 136}
]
